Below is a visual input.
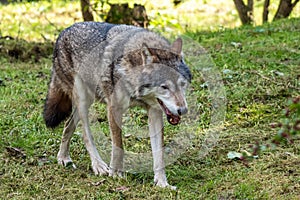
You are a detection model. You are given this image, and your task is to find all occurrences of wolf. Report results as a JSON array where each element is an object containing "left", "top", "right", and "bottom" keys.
[{"left": 43, "top": 22, "right": 192, "bottom": 189}]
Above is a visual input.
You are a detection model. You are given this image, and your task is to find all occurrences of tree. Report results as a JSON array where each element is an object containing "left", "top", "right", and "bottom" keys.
[
  {"left": 273, "top": 0, "right": 300, "bottom": 20},
  {"left": 105, "top": 3, "right": 149, "bottom": 27},
  {"left": 233, "top": 0, "right": 253, "bottom": 25},
  {"left": 233, "top": 0, "right": 300, "bottom": 25},
  {"left": 263, "top": 0, "right": 270, "bottom": 23},
  {"left": 80, "top": 0, "right": 94, "bottom": 21},
  {"left": 79, "top": 1, "right": 149, "bottom": 27}
]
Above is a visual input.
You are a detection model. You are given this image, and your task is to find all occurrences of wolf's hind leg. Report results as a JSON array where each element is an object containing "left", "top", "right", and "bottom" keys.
[
  {"left": 73, "top": 75, "right": 109, "bottom": 175},
  {"left": 57, "top": 109, "right": 79, "bottom": 169}
]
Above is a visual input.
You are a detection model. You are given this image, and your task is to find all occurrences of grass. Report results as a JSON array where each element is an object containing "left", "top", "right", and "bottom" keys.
[{"left": 1, "top": 0, "right": 300, "bottom": 199}]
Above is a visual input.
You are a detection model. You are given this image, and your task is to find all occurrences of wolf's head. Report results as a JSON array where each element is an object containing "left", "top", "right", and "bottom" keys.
[{"left": 135, "top": 38, "right": 192, "bottom": 125}]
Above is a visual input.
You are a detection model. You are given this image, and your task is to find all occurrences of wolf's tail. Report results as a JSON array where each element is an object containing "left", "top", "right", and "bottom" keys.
[{"left": 43, "top": 82, "right": 72, "bottom": 128}]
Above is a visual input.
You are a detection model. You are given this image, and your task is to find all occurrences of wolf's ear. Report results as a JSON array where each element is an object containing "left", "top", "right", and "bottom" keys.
[
  {"left": 171, "top": 37, "right": 182, "bottom": 54},
  {"left": 141, "top": 43, "right": 153, "bottom": 65}
]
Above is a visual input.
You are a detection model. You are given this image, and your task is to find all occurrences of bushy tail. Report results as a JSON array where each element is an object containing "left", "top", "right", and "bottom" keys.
[{"left": 43, "top": 85, "right": 72, "bottom": 128}]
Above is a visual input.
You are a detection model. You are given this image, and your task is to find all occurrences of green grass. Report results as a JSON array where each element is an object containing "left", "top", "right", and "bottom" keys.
[{"left": 1, "top": 1, "right": 300, "bottom": 199}]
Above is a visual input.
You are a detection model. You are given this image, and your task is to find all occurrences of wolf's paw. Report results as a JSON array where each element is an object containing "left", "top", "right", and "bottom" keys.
[
  {"left": 109, "top": 168, "right": 124, "bottom": 178},
  {"left": 57, "top": 156, "right": 77, "bottom": 169},
  {"left": 154, "top": 172, "right": 177, "bottom": 190},
  {"left": 92, "top": 160, "right": 109, "bottom": 175},
  {"left": 155, "top": 180, "right": 177, "bottom": 190}
]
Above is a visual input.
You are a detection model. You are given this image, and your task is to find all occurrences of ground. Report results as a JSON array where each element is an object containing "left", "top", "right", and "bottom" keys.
[{"left": 0, "top": 1, "right": 299, "bottom": 199}]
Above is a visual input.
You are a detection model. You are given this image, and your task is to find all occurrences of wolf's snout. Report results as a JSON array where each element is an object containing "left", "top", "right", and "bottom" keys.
[{"left": 177, "top": 107, "right": 188, "bottom": 116}]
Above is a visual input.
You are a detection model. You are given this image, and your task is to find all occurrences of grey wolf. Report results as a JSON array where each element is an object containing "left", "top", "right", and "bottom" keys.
[{"left": 43, "top": 22, "right": 192, "bottom": 189}]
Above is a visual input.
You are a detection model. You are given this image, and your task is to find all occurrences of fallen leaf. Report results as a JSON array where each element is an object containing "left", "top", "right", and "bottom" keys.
[
  {"left": 91, "top": 179, "right": 106, "bottom": 186},
  {"left": 115, "top": 186, "right": 130, "bottom": 192},
  {"left": 227, "top": 151, "right": 243, "bottom": 160},
  {"left": 230, "top": 42, "right": 242, "bottom": 48}
]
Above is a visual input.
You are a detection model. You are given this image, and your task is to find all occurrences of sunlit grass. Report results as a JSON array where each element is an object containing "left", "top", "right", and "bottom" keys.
[
  {"left": 1, "top": 0, "right": 299, "bottom": 42},
  {"left": 0, "top": 0, "right": 82, "bottom": 41}
]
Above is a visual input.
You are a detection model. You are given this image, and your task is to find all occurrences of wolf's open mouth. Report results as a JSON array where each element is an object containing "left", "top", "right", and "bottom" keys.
[{"left": 157, "top": 99, "right": 180, "bottom": 125}]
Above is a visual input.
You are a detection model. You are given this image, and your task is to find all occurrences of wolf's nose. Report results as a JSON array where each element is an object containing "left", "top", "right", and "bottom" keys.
[{"left": 177, "top": 107, "right": 188, "bottom": 116}]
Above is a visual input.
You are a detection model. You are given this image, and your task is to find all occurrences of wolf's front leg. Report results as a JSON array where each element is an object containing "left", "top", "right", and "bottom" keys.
[
  {"left": 148, "top": 107, "right": 176, "bottom": 190},
  {"left": 108, "top": 104, "right": 124, "bottom": 177}
]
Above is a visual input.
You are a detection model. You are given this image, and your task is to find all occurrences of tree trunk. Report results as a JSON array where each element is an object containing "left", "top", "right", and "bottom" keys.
[
  {"left": 263, "top": 0, "right": 270, "bottom": 23},
  {"left": 80, "top": 0, "right": 94, "bottom": 21},
  {"left": 274, "top": 0, "right": 299, "bottom": 20},
  {"left": 233, "top": 0, "right": 254, "bottom": 25}
]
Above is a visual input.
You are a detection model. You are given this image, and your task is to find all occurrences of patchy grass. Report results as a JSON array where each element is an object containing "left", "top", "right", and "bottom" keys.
[{"left": 0, "top": 1, "right": 300, "bottom": 199}]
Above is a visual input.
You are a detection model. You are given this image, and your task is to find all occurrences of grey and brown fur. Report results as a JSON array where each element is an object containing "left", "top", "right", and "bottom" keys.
[{"left": 43, "top": 22, "right": 191, "bottom": 189}]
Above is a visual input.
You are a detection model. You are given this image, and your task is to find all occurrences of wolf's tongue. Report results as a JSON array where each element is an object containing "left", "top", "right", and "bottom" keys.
[
  {"left": 167, "top": 114, "right": 180, "bottom": 125},
  {"left": 157, "top": 99, "right": 181, "bottom": 125}
]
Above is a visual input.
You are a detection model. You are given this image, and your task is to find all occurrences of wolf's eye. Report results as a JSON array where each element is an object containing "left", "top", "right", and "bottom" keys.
[{"left": 161, "top": 85, "right": 169, "bottom": 90}]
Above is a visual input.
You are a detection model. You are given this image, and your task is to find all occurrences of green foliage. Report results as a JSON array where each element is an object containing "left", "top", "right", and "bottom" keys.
[{"left": 272, "top": 96, "right": 300, "bottom": 144}]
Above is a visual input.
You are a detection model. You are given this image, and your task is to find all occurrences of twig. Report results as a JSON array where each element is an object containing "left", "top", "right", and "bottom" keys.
[
  {"left": 40, "top": 33, "right": 51, "bottom": 42},
  {"left": 44, "top": 15, "right": 60, "bottom": 33},
  {"left": 16, "top": 21, "right": 22, "bottom": 41}
]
